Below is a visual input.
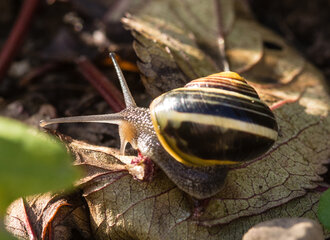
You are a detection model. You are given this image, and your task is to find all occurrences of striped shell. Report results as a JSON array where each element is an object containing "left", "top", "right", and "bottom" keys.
[{"left": 150, "top": 72, "right": 278, "bottom": 166}]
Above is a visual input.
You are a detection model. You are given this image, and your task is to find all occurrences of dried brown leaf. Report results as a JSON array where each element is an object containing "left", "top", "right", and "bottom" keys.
[
  {"left": 5, "top": 192, "right": 91, "bottom": 240},
  {"left": 61, "top": 66, "right": 329, "bottom": 239},
  {"left": 38, "top": 71, "right": 329, "bottom": 240},
  {"left": 65, "top": 134, "right": 328, "bottom": 239}
]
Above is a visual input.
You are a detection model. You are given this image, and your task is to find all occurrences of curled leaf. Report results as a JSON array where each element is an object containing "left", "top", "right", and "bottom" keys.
[{"left": 5, "top": 192, "right": 91, "bottom": 240}]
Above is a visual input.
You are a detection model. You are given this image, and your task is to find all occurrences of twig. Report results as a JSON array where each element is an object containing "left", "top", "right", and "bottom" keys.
[
  {"left": 215, "top": 0, "right": 230, "bottom": 71},
  {"left": 19, "top": 62, "right": 58, "bottom": 87},
  {"left": 76, "top": 56, "right": 125, "bottom": 112},
  {"left": 0, "top": 0, "right": 40, "bottom": 82}
]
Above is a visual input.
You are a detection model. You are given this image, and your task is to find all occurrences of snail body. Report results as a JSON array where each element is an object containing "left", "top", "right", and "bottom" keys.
[{"left": 41, "top": 53, "right": 278, "bottom": 199}]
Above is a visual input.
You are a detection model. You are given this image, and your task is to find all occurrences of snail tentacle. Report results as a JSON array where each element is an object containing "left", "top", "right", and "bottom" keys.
[
  {"left": 109, "top": 52, "right": 136, "bottom": 108},
  {"left": 39, "top": 113, "right": 124, "bottom": 127},
  {"left": 39, "top": 112, "right": 138, "bottom": 156}
]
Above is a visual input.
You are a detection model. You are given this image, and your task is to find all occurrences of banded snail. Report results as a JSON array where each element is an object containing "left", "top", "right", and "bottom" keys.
[{"left": 40, "top": 53, "right": 278, "bottom": 199}]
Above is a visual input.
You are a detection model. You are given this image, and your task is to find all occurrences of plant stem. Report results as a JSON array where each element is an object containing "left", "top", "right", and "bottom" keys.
[
  {"left": 0, "top": 0, "right": 40, "bottom": 82},
  {"left": 215, "top": 0, "right": 230, "bottom": 71},
  {"left": 76, "top": 56, "right": 125, "bottom": 112}
]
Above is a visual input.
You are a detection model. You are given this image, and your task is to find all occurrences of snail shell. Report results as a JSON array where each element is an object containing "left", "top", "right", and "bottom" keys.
[{"left": 150, "top": 71, "right": 278, "bottom": 166}]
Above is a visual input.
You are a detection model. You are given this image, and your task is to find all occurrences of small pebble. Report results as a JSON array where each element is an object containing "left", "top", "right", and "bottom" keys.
[
  {"left": 242, "top": 218, "right": 324, "bottom": 240},
  {"left": 8, "top": 60, "right": 30, "bottom": 78}
]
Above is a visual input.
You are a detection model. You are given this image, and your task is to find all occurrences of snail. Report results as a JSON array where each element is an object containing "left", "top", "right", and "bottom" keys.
[{"left": 40, "top": 53, "right": 278, "bottom": 199}]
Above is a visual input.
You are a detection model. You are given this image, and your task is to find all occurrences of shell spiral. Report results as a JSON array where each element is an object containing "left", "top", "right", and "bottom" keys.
[{"left": 150, "top": 72, "right": 278, "bottom": 166}]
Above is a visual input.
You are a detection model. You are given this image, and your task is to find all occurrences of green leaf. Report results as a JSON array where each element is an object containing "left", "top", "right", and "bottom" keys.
[
  {"left": 318, "top": 189, "right": 330, "bottom": 230},
  {"left": 0, "top": 228, "right": 15, "bottom": 240},
  {"left": 1, "top": 218, "right": 16, "bottom": 240},
  {"left": 0, "top": 117, "right": 80, "bottom": 214}
]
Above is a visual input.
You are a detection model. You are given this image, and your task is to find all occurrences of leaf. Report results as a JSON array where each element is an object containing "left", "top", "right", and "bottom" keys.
[
  {"left": 67, "top": 136, "right": 132, "bottom": 195},
  {"left": 4, "top": 192, "right": 91, "bottom": 240},
  {"left": 65, "top": 140, "right": 328, "bottom": 239},
  {"left": 123, "top": 0, "right": 305, "bottom": 96},
  {"left": 0, "top": 222, "right": 15, "bottom": 240},
  {"left": 318, "top": 189, "right": 330, "bottom": 230},
  {"left": 0, "top": 117, "right": 80, "bottom": 213}
]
